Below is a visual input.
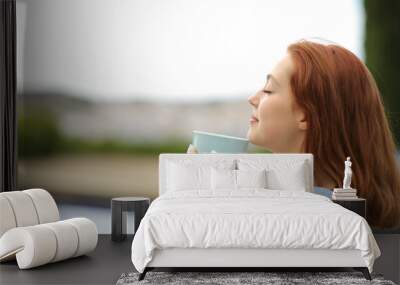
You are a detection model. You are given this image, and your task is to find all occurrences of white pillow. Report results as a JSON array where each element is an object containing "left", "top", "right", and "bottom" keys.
[
  {"left": 211, "top": 168, "right": 236, "bottom": 190},
  {"left": 237, "top": 159, "right": 308, "bottom": 191},
  {"left": 166, "top": 160, "right": 236, "bottom": 192},
  {"left": 210, "top": 168, "right": 268, "bottom": 190},
  {"left": 236, "top": 169, "right": 267, "bottom": 188},
  {"left": 266, "top": 162, "right": 307, "bottom": 191},
  {"left": 167, "top": 162, "right": 209, "bottom": 191}
]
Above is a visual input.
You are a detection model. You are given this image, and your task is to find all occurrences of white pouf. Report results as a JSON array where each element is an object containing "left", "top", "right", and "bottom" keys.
[{"left": 0, "top": 189, "right": 98, "bottom": 269}]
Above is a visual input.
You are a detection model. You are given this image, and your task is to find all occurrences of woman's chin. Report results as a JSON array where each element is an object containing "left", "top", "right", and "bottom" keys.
[
  {"left": 246, "top": 131, "right": 273, "bottom": 152},
  {"left": 246, "top": 130, "right": 259, "bottom": 146},
  {"left": 246, "top": 129, "right": 253, "bottom": 141}
]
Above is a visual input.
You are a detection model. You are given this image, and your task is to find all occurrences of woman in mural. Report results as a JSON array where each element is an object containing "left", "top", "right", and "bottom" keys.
[{"left": 246, "top": 40, "right": 400, "bottom": 229}]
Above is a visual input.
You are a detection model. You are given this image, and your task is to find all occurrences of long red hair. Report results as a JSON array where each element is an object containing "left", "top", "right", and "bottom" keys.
[{"left": 287, "top": 40, "right": 400, "bottom": 229}]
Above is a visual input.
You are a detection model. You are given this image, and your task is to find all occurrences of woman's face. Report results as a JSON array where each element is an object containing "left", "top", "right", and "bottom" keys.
[{"left": 246, "top": 54, "right": 307, "bottom": 153}]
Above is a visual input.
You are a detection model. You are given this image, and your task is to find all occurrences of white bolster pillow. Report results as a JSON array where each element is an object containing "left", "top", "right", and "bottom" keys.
[
  {"left": 0, "top": 191, "right": 39, "bottom": 227},
  {"left": 0, "top": 196, "right": 17, "bottom": 237},
  {"left": 23, "top": 188, "right": 60, "bottom": 224},
  {"left": 0, "top": 225, "right": 57, "bottom": 268},
  {"left": 0, "top": 189, "right": 59, "bottom": 238},
  {"left": 41, "top": 221, "right": 79, "bottom": 262},
  {"left": 0, "top": 218, "right": 98, "bottom": 269},
  {"left": 63, "top": 218, "right": 98, "bottom": 257}
]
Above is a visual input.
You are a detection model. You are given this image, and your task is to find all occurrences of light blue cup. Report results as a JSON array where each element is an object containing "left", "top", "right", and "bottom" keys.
[{"left": 192, "top": 130, "right": 249, "bottom": 153}]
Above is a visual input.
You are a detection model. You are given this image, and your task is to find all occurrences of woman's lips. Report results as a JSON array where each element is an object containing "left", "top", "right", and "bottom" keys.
[{"left": 250, "top": 115, "right": 259, "bottom": 123}]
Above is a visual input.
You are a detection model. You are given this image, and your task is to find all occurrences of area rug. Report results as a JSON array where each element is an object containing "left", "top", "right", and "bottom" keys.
[{"left": 116, "top": 271, "right": 396, "bottom": 285}]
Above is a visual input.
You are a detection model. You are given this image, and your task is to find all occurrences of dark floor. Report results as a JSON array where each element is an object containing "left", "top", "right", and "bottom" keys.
[
  {"left": 0, "top": 234, "right": 394, "bottom": 285},
  {"left": 0, "top": 235, "right": 134, "bottom": 285}
]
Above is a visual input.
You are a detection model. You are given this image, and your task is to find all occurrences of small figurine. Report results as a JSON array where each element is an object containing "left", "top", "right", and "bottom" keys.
[
  {"left": 342, "top": 157, "right": 352, "bottom": 189},
  {"left": 333, "top": 156, "right": 357, "bottom": 199}
]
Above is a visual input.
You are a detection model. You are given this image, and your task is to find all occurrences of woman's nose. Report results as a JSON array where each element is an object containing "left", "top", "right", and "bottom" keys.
[{"left": 248, "top": 93, "right": 258, "bottom": 108}]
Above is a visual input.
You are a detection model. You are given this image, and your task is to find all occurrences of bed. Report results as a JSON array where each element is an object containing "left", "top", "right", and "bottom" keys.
[{"left": 131, "top": 153, "right": 381, "bottom": 281}]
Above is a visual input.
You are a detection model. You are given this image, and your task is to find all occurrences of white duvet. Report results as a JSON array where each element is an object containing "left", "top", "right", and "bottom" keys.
[{"left": 131, "top": 189, "right": 380, "bottom": 273}]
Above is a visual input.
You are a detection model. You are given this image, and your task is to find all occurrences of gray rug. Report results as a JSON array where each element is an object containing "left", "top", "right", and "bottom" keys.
[{"left": 116, "top": 271, "right": 396, "bottom": 285}]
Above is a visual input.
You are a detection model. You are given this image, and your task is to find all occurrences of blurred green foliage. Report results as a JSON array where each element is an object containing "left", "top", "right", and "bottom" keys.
[
  {"left": 17, "top": 107, "right": 268, "bottom": 157},
  {"left": 59, "top": 137, "right": 190, "bottom": 156},
  {"left": 364, "top": 0, "right": 400, "bottom": 147},
  {"left": 18, "top": 109, "right": 62, "bottom": 157},
  {"left": 17, "top": 107, "right": 190, "bottom": 158}
]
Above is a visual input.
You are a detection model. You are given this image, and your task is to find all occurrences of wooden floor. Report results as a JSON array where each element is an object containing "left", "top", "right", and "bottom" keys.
[{"left": 0, "top": 235, "right": 134, "bottom": 285}]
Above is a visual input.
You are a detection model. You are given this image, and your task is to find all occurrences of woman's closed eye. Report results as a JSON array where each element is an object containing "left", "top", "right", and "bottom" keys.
[{"left": 262, "top": 89, "right": 273, "bottom": 94}]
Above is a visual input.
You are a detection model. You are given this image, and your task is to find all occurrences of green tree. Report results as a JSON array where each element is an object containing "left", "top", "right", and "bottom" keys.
[
  {"left": 364, "top": 0, "right": 400, "bottom": 147},
  {"left": 18, "top": 109, "right": 62, "bottom": 157}
]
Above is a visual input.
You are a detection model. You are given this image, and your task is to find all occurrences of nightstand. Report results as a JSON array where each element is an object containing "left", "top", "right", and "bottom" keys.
[
  {"left": 111, "top": 197, "right": 150, "bottom": 242},
  {"left": 332, "top": 198, "right": 366, "bottom": 218}
]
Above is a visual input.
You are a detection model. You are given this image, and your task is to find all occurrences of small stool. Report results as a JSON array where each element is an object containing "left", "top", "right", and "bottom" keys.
[{"left": 111, "top": 197, "right": 150, "bottom": 242}]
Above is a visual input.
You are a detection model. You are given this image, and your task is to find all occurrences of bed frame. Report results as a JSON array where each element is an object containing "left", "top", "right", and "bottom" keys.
[{"left": 138, "top": 154, "right": 372, "bottom": 281}]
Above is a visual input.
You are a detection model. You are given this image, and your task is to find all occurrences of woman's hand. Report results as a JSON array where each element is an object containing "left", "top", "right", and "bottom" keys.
[{"left": 186, "top": 144, "right": 199, "bottom": 154}]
